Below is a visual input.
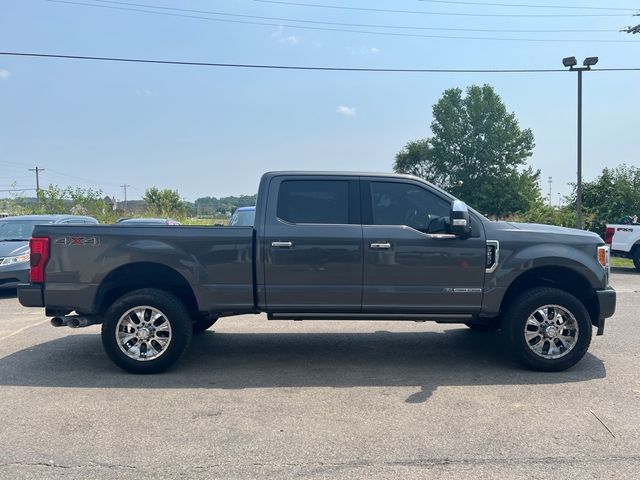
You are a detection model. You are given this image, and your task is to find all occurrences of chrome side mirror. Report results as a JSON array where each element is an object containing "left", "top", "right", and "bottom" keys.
[{"left": 450, "top": 200, "right": 471, "bottom": 238}]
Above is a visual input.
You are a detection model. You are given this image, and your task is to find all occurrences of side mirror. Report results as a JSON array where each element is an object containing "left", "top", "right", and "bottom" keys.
[{"left": 450, "top": 200, "right": 471, "bottom": 237}]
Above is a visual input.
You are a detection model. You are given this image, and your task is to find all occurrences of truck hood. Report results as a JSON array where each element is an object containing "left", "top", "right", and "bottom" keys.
[
  {"left": 0, "top": 241, "right": 29, "bottom": 257},
  {"left": 487, "top": 221, "right": 603, "bottom": 244}
]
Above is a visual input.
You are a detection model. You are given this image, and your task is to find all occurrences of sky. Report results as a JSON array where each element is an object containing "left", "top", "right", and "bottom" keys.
[{"left": 0, "top": 0, "right": 639, "bottom": 203}]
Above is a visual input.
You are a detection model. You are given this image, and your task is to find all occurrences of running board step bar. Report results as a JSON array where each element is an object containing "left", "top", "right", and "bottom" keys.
[{"left": 267, "top": 313, "right": 474, "bottom": 322}]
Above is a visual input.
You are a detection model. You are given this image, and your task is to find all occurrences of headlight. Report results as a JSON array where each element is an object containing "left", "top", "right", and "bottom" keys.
[{"left": 0, "top": 253, "right": 30, "bottom": 266}]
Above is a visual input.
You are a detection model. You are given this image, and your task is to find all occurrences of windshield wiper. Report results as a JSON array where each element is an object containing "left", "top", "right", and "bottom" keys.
[{"left": 0, "top": 238, "right": 28, "bottom": 242}]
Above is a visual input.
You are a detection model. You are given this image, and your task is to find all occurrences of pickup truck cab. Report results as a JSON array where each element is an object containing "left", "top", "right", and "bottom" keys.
[
  {"left": 18, "top": 172, "right": 616, "bottom": 373},
  {"left": 605, "top": 223, "right": 640, "bottom": 271}
]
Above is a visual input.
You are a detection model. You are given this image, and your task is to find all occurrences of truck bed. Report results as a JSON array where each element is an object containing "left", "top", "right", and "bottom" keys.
[{"left": 31, "top": 224, "right": 255, "bottom": 314}]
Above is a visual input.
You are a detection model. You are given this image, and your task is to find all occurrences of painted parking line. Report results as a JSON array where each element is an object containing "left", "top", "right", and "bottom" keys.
[{"left": 0, "top": 319, "right": 50, "bottom": 342}]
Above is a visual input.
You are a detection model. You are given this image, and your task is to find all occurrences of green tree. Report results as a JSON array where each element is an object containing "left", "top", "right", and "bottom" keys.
[
  {"left": 16, "top": 185, "right": 116, "bottom": 222},
  {"left": 574, "top": 164, "right": 640, "bottom": 235},
  {"left": 194, "top": 194, "right": 257, "bottom": 216},
  {"left": 514, "top": 203, "right": 577, "bottom": 228},
  {"left": 35, "top": 185, "right": 68, "bottom": 214},
  {"left": 394, "top": 84, "right": 540, "bottom": 217},
  {"left": 143, "top": 187, "right": 186, "bottom": 217}
]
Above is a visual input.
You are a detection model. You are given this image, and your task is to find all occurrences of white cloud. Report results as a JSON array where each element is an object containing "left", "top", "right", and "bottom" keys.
[
  {"left": 336, "top": 105, "right": 356, "bottom": 117},
  {"left": 280, "top": 35, "right": 300, "bottom": 45},
  {"left": 347, "top": 46, "right": 380, "bottom": 56},
  {"left": 271, "top": 27, "right": 300, "bottom": 45},
  {"left": 0, "top": 69, "right": 11, "bottom": 80}
]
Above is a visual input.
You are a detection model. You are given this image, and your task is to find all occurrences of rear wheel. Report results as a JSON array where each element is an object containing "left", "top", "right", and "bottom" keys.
[
  {"left": 101, "top": 288, "right": 193, "bottom": 374},
  {"left": 503, "top": 287, "right": 592, "bottom": 371}
]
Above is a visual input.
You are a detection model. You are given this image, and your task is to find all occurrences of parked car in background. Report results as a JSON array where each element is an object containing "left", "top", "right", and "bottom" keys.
[
  {"left": 0, "top": 214, "right": 98, "bottom": 289},
  {"left": 605, "top": 222, "right": 640, "bottom": 271},
  {"left": 229, "top": 206, "right": 255, "bottom": 226},
  {"left": 116, "top": 218, "right": 181, "bottom": 226}
]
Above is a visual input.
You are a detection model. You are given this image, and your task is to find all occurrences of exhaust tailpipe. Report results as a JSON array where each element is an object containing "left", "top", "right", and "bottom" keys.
[
  {"left": 50, "top": 317, "right": 68, "bottom": 327},
  {"left": 50, "top": 315, "right": 100, "bottom": 329},
  {"left": 67, "top": 316, "right": 99, "bottom": 328}
]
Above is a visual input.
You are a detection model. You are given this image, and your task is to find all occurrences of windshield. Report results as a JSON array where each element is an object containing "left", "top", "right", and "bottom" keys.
[
  {"left": 230, "top": 209, "right": 255, "bottom": 226},
  {"left": 0, "top": 220, "right": 54, "bottom": 241}
]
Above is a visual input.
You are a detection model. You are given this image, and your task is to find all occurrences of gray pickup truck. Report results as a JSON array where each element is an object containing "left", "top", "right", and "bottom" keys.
[{"left": 18, "top": 172, "right": 616, "bottom": 374}]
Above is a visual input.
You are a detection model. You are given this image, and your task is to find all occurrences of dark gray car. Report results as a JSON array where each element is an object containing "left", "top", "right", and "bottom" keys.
[{"left": 0, "top": 215, "right": 98, "bottom": 288}]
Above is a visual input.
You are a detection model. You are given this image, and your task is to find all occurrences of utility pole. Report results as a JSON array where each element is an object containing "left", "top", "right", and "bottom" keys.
[
  {"left": 28, "top": 166, "right": 45, "bottom": 194},
  {"left": 121, "top": 184, "right": 131, "bottom": 214},
  {"left": 562, "top": 55, "right": 598, "bottom": 230},
  {"left": 548, "top": 176, "right": 552, "bottom": 206}
]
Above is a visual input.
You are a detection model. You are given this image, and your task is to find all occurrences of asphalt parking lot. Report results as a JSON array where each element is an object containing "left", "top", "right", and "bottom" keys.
[{"left": 0, "top": 269, "right": 639, "bottom": 479}]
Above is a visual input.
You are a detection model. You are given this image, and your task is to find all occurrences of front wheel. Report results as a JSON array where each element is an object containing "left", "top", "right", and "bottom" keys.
[
  {"left": 633, "top": 247, "right": 640, "bottom": 272},
  {"left": 101, "top": 288, "right": 193, "bottom": 374},
  {"left": 503, "top": 287, "right": 592, "bottom": 372}
]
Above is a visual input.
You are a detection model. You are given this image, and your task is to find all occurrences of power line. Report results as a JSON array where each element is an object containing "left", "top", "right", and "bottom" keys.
[
  {"left": 416, "top": 0, "right": 638, "bottom": 11},
  {"left": 46, "top": 1, "right": 638, "bottom": 43},
  {"left": 3, "top": 51, "right": 640, "bottom": 73},
  {"left": 253, "top": 0, "right": 633, "bottom": 17},
  {"left": 0, "top": 188, "right": 37, "bottom": 193},
  {"left": 65, "top": 0, "right": 618, "bottom": 34},
  {"left": 45, "top": 168, "right": 121, "bottom": 188}
]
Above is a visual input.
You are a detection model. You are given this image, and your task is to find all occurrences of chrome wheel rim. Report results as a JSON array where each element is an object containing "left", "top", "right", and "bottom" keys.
[
  {"left": 116, "top": 306, "right": 172, "bottom": 362},
  {"left": 524, "top": 304, "right": 579, "bottom": 360}
]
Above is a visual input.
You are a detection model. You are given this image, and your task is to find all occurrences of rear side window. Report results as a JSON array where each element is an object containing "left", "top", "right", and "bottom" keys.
[{"left": 277, "top": 180, "right": 349, "bottom": 224}]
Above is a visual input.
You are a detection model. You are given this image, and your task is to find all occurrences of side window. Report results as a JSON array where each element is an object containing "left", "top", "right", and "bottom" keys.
[
  {"left": 277, "top": 180, "right": 349, "bottom": 224},
  {"left": 369, "top": 182, "right": 450, "bottom": 232}
]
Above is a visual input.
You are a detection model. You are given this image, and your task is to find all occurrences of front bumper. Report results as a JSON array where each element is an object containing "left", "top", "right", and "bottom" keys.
[
  {"left": 0, "top": 265, "right": 30, "bottom": 289},
  {"left": 18, "top": 283, "right": 44, "bottom": 307},
  {"left": 595, "top": 287, "right": 616, "bottom": 336}
]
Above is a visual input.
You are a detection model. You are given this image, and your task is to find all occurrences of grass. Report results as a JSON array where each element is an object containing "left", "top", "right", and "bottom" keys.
[
  {"left": 181, "top": 217, "right": 229, "bottom": 226},
  {"left": 611, "top": 257, "right": 634, "bottom": 269}
]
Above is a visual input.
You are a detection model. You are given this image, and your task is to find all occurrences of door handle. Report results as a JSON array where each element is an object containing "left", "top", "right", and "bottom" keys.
[
  {"left": 271, "top": 241, "right": 293, "bottom": 248},
  {"left": 370, "top": 242, "right": 391, "bottom": 249}
]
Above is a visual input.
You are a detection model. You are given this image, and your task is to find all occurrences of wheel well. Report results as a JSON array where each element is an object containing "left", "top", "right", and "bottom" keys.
[
  {"left": 500, "top": 266, "right": 599, "bottom": 323},
  {"left": 94, "top": 263, "right": 199, "bottom": 315}
]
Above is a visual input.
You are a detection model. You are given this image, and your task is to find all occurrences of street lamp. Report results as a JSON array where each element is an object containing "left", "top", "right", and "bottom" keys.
[{"left": 562, "top": 55, "right": 598, "bottom": 230}]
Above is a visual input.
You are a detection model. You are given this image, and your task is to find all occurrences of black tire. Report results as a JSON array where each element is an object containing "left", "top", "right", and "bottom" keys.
[
  {"left": 465, "top": 319, "right": 501, "bottom": 332},
  {"left": 101, "top": 288, "right": 193, "bottom": 374},
  {"left": 633, "top": 247, "right": 640, "bottom": 272},
  {"left": 503, "top": 287, "right": 592, "bottom": 372},
  {"left": 193, "top": 315, "right": 219, "bottom": 334}
]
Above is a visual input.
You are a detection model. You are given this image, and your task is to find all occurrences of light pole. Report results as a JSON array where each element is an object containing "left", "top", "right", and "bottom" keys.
[{"left": 562, "top": 55, "right": 598, "bottom": 230}]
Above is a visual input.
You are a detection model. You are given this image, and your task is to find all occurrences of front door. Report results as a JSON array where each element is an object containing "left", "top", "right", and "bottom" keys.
[
  {"left": 263, "top": 177, "right": 363, "bottom": 312},
  {"left": 361, "top": 178, "right": 486, "bottom": 313}
]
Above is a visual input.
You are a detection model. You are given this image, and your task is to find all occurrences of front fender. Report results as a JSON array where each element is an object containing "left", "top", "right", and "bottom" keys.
[
  {"left": 481, "top": 242, "right": 606, "bottom": 316},
  {"left": 497, "top": 243, "right": 605, "bottom": 289}
]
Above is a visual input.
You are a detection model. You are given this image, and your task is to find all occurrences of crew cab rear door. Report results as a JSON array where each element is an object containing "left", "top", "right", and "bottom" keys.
[
  {"left": 263, "top": 176, "right": 363, "bottom": 311},
  {"left": 360, "top": 177, "right": 486, "bottom": 314}
]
